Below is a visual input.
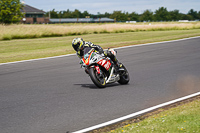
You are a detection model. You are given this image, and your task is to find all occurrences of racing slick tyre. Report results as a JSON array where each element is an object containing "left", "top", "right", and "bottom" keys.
[
  {"left": 118, "top": 64, "right": 130, "bottom": 85},
  {"left": 89, "top": 67, "right": 106, "bottom": 88}
]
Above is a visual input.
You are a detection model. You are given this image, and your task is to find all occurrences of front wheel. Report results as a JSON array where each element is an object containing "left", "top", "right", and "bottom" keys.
[
  {"left": 118, "top": 64, "right": 130, "bottom": 84},
  {"left": 89, "top": 67, "right": 106, "bottom": 88}
]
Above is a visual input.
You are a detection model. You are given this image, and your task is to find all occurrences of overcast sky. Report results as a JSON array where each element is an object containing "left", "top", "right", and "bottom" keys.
[{"left": 22, "top": 0, "right": 200, "bottom": 14}]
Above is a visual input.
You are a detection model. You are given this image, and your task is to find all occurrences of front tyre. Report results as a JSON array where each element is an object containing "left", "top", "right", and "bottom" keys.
[
  {"left": 118, "top": 64, "right": 130, "bottom": 84},
  {"left": 89, "top": 67, "right": 106, "bottom": 88}
]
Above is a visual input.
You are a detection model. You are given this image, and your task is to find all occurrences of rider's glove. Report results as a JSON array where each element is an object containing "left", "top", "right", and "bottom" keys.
[
  {"left": 80, "top": 59, "right": 86, "bottom": 68},
  {"left": 80, "top": 60, "right": 83, "bottom": 64}
]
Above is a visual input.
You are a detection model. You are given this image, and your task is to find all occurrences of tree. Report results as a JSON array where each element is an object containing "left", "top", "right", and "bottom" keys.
[
  {"left": 154, "top": 7, "right": 170, "bottom": 21},
  {"left": 188, "top": 9, "right": 198, "bottom": 20},
  {"left": 140, "top": 10, "right": 154, "bottom": 22},
  {"left": 198, "top": 11, "right": 200, "bottom": 19},
  {"left": 82, "top": 11, "right": 90, "bottom": 18},
  {"left": 63, "top": 9, "right": 73, "bottom": 18},
  {"left": 104, "top": 12, "right": 111, "bottom": 18},
  {"left": 110, "top": 11, "right": 127, "bottom": 21},
  {"left": 168, "top": 10, "right": 181, "bottom": 21},
  {"left": 181, "top": 14, "right": 193, "bottom": 20},
  {"left": 49, "top": 9, "right": 58, "bottom": 18},
  {"left": 128, "top": 12, "right": 139, "bottom": 21},
  {"left": 71, "top": 9, "right": 82, "bottom": 18},
  {"left": 0, "top": 0, "right": 23, "bottom": 24},
  {"left": 58, "top": 11, "right": 63, "bottom": 18}
]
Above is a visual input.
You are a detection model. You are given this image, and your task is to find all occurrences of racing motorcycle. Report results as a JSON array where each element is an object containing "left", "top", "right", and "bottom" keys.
[{"left": 80, "top": 47, "right": 130, "bottom": 88}]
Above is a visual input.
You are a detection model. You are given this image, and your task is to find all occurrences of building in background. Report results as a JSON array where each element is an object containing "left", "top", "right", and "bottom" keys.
[
  {"left": 49, "top": 18, "right": 115, "bottom": 23},
  {"left": 20, "top": 4, "right": 114, "bottom": 24},
  {"left": 21, "top": 4, "right": 49, "bottom": 24}
]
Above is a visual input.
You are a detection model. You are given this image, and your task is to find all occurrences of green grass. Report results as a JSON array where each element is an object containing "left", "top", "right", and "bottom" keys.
[
  {"left": 0, "top": 29, "right": 200, "bottom": 63},
  {"left": 107, "top": 98, "right": 200, "bottom": 133}
]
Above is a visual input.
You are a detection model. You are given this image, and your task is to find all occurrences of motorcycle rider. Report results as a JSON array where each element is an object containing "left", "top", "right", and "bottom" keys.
[{"left": 72, "top": 38, "right": 123, "bottom": 71}]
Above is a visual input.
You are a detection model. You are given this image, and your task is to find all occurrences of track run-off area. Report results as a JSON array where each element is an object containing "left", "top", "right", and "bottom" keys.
[{"left": 0, "top": 37, "right": 200, "bottom": 133}]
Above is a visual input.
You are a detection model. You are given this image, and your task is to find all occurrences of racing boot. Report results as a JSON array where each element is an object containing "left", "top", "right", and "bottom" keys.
[{"left": 113, "top": 59, "right": 124, "bottom": 72}]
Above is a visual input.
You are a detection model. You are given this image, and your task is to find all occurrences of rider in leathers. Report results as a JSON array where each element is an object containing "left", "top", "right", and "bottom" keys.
[{"left": 72, "top": 38, "right": 122, "bottom": 70}]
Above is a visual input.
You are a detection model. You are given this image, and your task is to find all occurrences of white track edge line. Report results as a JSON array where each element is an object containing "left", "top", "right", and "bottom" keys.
[
  {"left": 0, "top": 36, "right": 200, "bottom": 66},
  {"left": 72, "top": 91, "right": 200, "bottom": 133},
  {"left": 114, "top": 36, "right": 200, "bottom": 50},
  {"left": 0, "top": 54, "right": 76, "bottom": 66}
]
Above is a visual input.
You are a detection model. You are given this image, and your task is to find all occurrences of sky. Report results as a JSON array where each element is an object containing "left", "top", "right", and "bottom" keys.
[{"left": 21, "top": 0, "right": 200, "bottom": 14}]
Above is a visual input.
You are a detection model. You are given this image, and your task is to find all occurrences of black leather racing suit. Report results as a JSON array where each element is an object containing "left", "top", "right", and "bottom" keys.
[
  {"left": 76, "top": 41, "right": 120, "bottom": 67},
  {"left": 76, "top": 41, "right": 103, "bottom": 59}
]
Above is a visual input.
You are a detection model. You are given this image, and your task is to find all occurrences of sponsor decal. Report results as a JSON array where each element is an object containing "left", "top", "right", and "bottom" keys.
[
  {"left": 97, "top": 59, "right": 111, "bottom": 70},
  {"left": 95, "top": 66, "right": 100, "bottom": 74}
]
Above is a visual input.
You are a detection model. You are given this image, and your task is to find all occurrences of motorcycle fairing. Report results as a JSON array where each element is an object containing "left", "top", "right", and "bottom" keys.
[
  {"left": 82, "top": 50, "right": 94, "bottom": 66},
  {"left": 97, "top": 59, "right": 111, "bottom": 71}
]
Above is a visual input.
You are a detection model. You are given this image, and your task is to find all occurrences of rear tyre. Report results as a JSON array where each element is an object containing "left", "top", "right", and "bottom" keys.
[
  {"left": 118, "top": 64, "right": 130, "bottom": 84},
  {"left": 89, "top": 67, "right": 106, "bottom": 88}
]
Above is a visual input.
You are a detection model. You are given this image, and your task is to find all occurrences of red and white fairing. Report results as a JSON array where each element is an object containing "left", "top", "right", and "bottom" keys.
[{"left": 97, "top": 59, "right": 111, "bottom": 71}]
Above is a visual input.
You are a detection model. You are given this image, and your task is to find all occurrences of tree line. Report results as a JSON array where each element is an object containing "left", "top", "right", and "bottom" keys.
[
  {"left": 46, "top": 7, "right": 200, "bottom": 22},
  {"left": 1, "top": 0, "right": 200, "bottom": 24}
]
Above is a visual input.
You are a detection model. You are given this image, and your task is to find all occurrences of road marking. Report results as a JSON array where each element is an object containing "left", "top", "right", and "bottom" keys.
[
  {"left": 0, "top": 36, "right": 200, "bottom": 66},
  {"left": 72, "top": 91, "right": 200, "bottom": 133},
  {"left": 115, "top": 36, "right": 200, "bottom": 50},
  {"left": 0, "top": 54, "right": 75, "bottom": 66}
]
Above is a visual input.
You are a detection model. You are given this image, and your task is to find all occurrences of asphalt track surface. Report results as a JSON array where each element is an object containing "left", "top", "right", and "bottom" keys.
[{"left": 0, "top": 37, "right": 200, "bottom": 133}]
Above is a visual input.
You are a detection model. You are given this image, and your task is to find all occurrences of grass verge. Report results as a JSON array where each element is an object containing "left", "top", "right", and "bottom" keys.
[
  {"left": 1, "top": 22, "right": 200, "bottom": 41},
  {"left": 106, "top": 97, "right": 200, "bottom": 133},
  {"left": 0, "top": 29, "right": 200, "bottom": 63}
]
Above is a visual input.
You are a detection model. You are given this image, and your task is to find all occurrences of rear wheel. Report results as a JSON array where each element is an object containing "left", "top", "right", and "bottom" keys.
[
  {"left": 89, "top": 67, "right": 106, "bottom": 88},
  {"left": 118, "top": 64, "right": 130, "bottom": 84}
]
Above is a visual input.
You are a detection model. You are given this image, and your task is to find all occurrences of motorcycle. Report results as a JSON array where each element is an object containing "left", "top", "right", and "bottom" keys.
[{"left": 80, "top": 47, "right": 130, "bottom": 88}]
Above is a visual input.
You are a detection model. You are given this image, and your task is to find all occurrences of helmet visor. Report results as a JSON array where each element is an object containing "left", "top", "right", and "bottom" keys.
[{"left": 73, "top": 43, "right": 80, "bottom": 51}]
